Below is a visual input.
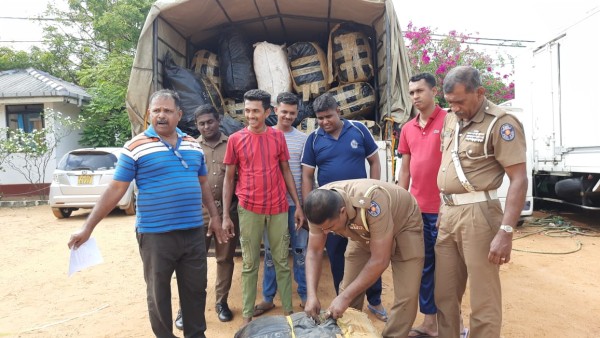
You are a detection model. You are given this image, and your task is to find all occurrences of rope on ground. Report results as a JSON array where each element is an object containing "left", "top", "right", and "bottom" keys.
[
  {"left": 512, "top": 215, "right": 600, "bottom": 255},
  {"left": 19, "top": 303, "right": 109, "bottom": 333}
]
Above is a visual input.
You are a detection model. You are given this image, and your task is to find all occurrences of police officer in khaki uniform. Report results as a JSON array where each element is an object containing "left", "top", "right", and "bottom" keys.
[
  {"left": 303, "top": 179, "right": 424, "bottom": 338},
  {"left": 436, "top": 66, "right": 528, "bottom": 338}
]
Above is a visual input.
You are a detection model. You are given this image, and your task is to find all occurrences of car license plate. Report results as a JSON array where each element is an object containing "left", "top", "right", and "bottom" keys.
[{"left": 78, "top": 175, "right": 93, "bottom": 185}]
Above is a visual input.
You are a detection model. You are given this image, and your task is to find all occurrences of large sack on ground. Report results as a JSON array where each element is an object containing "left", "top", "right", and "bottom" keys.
[
  {"left": 191, "top": 49, "right": 221, "bottom": 90},
  {"left": 219, "top": 29, "right": 257, "bottom": 100},
  {"left": 328, "top": 22, "right": 374, "bottom": 84},
  {"left": 327, "top": 82, "right": 376, "bottom": 120},
  {"left": 234, "top": 309, "right": 380, "bottom": 338},
  {"left": 163, "top": 52, "right": 223, "bottom": 138},
  {"left": 254, "top": 42, "right": 292, "bottom": 105},
  {"left": 287, "top": 42, "right": 329, "bottom": 102}
]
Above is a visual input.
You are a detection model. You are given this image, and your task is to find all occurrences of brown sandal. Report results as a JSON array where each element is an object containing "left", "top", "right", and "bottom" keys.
[{"left": 253, "top": 302, "right": 275, "bottom": 317}]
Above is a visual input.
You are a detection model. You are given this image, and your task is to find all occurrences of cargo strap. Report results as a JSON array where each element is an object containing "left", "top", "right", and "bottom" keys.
[
  {"left": 441, "top": 189, "right": 498, "bottom": 206},
  {"left": 285, "top": 315, "right": 296, "bottom": 338},
  {"left": 452, "top": 121, "right": 476, "bottom": 192},
  {"left": 360, "top": 185, "right": 392, "bottom": 232},
  {"left": 451, "top": 115, "right": 501, "bottom": 191}
]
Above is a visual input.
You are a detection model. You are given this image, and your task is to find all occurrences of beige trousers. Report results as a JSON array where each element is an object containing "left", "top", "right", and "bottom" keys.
[
  {"left": 435, "top": 200, "right": 504, "bottom": 338},
  {"left": 341, "top": 212, "right": 424, "bottom": 338}
]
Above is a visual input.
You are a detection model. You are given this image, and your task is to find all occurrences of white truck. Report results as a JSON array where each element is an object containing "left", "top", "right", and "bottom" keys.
[{"left": 514, "top": 7, "right": 600, "bottom": 209}]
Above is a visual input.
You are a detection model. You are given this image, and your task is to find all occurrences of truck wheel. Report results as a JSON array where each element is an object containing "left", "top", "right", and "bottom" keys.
[
  {"left": 123, "top": 195, "right": 136, "bottom": 215},
  {"left": 52, "top": 208, "right": 72, "bottom": 219}
]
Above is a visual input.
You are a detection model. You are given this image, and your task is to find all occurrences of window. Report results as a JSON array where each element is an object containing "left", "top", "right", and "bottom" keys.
[
  {"left": 58, "top": 151, "right": 119, "bottom": 171},
  {"left": 6, "top": 104, "right": 44, "bottom": 133}
]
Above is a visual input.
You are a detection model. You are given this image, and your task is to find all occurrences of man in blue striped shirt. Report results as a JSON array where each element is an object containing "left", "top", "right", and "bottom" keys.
[{"left": 68, "top": 89, "right": 227, "bottom": 338}]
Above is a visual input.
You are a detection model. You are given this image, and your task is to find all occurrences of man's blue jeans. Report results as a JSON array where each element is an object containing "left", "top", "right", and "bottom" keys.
[
  {"left": 325, "top": 233, "right": 382, "bottom": 306},
  {"left": 262, "top": 205, "right": 308, "bottom": 303},
  {"left": 420, "top": 213, "right": 438, "bottom": 314}
]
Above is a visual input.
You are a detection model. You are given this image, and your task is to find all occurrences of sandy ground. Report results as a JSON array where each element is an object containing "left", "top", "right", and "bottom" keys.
[{"left": 1, "top": 205, "right": 599, "bottom": 338}]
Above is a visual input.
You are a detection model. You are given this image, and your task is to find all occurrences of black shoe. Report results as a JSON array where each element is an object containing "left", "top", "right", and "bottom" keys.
[
  {"left": 175, "top": 309, "right": 183, "bottom": 331},
  {"left": 216, "top": 303, "right": 233, "bottom": 322}
]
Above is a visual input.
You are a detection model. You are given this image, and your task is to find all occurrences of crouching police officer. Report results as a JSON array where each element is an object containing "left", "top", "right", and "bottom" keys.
[{"left": 303, "top": 179, "right": 424, "bottom": 338}]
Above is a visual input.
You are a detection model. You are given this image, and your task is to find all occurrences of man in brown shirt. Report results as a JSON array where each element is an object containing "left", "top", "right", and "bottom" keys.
[
  {"left": 175, "top": 104, "right": 240, "bottom": 328},
  {"left": 303, "top": 179, "right": 424, "bottom": 338},
  {"left": 436, "top": 66, "right": 528, "bottom": 338}
]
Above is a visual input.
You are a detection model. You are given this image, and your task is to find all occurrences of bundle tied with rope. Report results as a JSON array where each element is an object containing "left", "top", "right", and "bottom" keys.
[
  {"left": 327, "top": 22, "right": 374, "bottom": 85},
  {"left": 191, "top": 49, "right": 221, "bottom": 90},
  {"left": 327, "top": 82, "right": 376, "bottom": 120},
  {"left": 223, "top": 97, "right": 246, "bottom": 123},
  {"left": 288, "top": 42, "right": 330, "bottom": 102}
]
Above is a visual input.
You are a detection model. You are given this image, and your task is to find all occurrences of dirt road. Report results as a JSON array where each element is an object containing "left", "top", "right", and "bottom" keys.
[{"left": 0, "top": 205, "right": 599, "bottom": 337}]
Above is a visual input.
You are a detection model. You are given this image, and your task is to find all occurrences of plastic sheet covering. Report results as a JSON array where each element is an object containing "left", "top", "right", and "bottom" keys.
[
  {"left": 288, "top": 42, "right": 329, "bottom": 102},
  {"left": 328, "top": 22, "right": 374, "bottom": 84},
  {"left": 163, "top": 52, "right": 223, "bottom": 138},
  {"left": 219, "top": 29, "right": 257, "bottom": 100},
  {"left": 296, "top": 98, "right": 316, "bottom": 126},
  {"left": 234, "top": 311, "right": 342, "bottom": 338},
  {"left": 265, "top": 106, "right": 278, "bottom": 127},
  {"left": 254, "top": 42, "right": 292, "bottom": 105},
  {"left": 220, "top": 114, "right": 244, "bottom": 136},
  {"left": 234, "top": 309, "right": 381, "bottom": 338},
  {"left": 191, "top": 49, "right": 221, "bottom": 90},
  {"left": 327, "top": 82, "right": 376, "bottom": 120}
]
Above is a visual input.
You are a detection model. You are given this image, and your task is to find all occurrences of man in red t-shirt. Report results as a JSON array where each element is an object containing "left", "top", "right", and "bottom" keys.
[
  {"left": 222, "top": 89, "right": 305, "bottom": 328},
  {"left": 398, "top": 73, "right": 446, "bottom": 337}
]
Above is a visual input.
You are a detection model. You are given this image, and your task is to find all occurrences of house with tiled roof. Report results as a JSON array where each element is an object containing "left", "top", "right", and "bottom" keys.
[{"left": 0, "top": 68, "right": 91, "bottom": 198}]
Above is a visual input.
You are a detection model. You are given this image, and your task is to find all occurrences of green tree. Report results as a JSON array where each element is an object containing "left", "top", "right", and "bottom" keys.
[
  {"left": 0, "top": 46, "right": 71, "bottom": 80},
  {"left": 40, "top": 0, "right": 154, "bottom": 146},
  {"left": 404, "top": 23, "right": 515, "bottom": 106},
  {"left": 77, "top": 53, "right": 133, "bottom": 147}
]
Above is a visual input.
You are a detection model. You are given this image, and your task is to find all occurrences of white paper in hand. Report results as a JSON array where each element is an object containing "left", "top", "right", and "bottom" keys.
[{"left": 68, "top": 237, "right": 104, "bottom": 276}]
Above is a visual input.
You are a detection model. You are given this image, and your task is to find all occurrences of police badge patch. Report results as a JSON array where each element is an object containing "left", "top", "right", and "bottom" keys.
[
  {"left": 500, "top": 123, "right": 515, "bottom": 141},
  {"left": 368, "top": 201, "right": 381, "bottom": 217}
]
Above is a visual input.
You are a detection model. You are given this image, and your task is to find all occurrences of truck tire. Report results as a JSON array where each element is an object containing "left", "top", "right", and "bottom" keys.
[{"left": 52, "top": 208, "right": 72, "bottom": 219}]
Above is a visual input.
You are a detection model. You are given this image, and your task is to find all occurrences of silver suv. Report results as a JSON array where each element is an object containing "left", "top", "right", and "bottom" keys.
[{"left": 49, "top": 147, "right": 136, "bottom": 218}]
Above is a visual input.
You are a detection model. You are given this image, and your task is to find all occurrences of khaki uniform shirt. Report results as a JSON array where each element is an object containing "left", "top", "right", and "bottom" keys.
[
  {"left": 309, "top": 179, "right": 422, "bottom": 257},
  {"left": 437, "top": 99, "right": 527, "bottom": 194},
  {"left": 198, "top": 133, "right": 228, "bottom": 218}
]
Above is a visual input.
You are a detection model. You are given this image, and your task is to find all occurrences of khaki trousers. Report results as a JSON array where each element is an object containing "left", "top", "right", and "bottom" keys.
[
  {"left": 341, "top": 218, "right": 424, "bottom": 337},
  {"left": 435, "top": 200, "right": 503, "bottom": 338},
  {"left": 203, "top": 206, "right": 239, "bottom": 305}
]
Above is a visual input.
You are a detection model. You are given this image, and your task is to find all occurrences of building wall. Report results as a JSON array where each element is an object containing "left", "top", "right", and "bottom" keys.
[{"left": 0, "top": 98, "right": 83, "bottom": 198}]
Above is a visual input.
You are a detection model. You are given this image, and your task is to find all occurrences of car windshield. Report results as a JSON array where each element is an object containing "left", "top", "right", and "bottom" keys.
[{"left": 58, "top": 152, "right": 119, "bottom": 171}]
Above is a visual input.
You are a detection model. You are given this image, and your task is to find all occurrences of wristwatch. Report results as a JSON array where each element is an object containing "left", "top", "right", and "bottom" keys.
[{"left": 500, "top": 225, "right": 514, "bottom": 233}]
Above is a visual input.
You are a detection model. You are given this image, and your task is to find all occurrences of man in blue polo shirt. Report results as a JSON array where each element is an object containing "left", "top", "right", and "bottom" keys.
[
  {"left": 300, "top": 93, "right": 388, "bottom": 321},
  {"left": 68, "top": 89, "right": 227, "bottom": 338}
]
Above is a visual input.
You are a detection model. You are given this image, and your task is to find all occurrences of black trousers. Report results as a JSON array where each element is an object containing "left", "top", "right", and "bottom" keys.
[{"left": 137, "top": 227, "right": 207, "bottom": 338}]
